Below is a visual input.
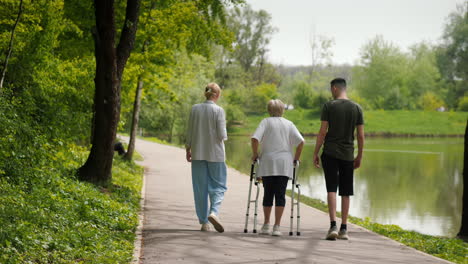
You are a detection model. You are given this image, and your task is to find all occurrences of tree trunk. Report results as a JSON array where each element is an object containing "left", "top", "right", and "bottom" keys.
[
  {"left": 458, "top": 120, "right": 468, "bottom": 239},
  {"left": 257, "top": 54, "right": 264, "bottom": 85},
  {"left": 168, "top": 111, "right": 176, "bottom": 143},
  {"left": 78, "top": 0, "right": 140, "bottom": 185},
  {"left": 122, "top": 1, "right": 157, "bottom": 160},
  {"left": 124, "top": 76, "right": 143, "bottom": 160},
  {"left": 0, "top": 0, "right": 23, "bottom": 91}
]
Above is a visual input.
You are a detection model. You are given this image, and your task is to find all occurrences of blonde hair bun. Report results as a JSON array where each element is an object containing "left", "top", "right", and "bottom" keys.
[{"left": 205, "top": 83, "right": 221, "bottom": 99}]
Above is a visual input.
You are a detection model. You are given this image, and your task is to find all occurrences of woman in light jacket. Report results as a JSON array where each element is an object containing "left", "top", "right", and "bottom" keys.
[
  {"left": 185, "top": 83, "right": 227, "bottom": 233},
  {"left": 251, "top": 99, "right": 304, "bottom": 236}
]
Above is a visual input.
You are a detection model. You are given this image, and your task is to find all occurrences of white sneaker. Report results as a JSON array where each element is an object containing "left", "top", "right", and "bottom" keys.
[
  {"left": 260, "top": 224, "right": 271, "bottom": 235},
  {"left": 201, "top": 223, "right": 211, "bottom": 232},
  {"left": 338, "top": 229, "right": 349, "bottom": 240},
  {"left": 208, "top": 213, "right": 224, "bottom": 233},
  {"left": 272, "top": 225, "right": 282, "bottom": 236},
  {"left": 326, "top": 226, "right": 338, "bottom": 240}
]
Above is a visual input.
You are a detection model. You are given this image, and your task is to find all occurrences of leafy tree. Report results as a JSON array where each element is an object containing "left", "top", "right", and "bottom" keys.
[
  {"left": 221, "top": 88, "right": 248, "bottom": 128},
  {"left": 228, "top": 4, "right": 276, "bottom": 73},
  {"left": 135, "top": 51, "right": 216, "bottom": 143},
  {"left": 308, "top": 32, "right": 334, "bottom": 84},
  {"left": 278, "top": 65, "right": 352, "bottom": 106},
  {"left": 0, "top": 0, "right": 93, "bottom": 142},
  {"left": 313, "top": 91, "right": 330, "bottom": 108},
  {"left": 353, "top": 36, "right": 411, "bottom": 110},
  {"left": 122, "top": 0, "right": 239, "bottom": 159},
  {"left": 293, "top": 81, "right": 315, "bottom": 109},
  {"left": 78, "top": 0, "right": 141, "bottom": 185},
  {"left": 437, "top": 2, "right": 468, "bottom": 109},
  {"left": 407, "top": 43, "right": 443, "bottom": 107},
  {"left": 0, "top": 0, "right": 23, "bottom": 90},
  {"left": 215, "top": 3, "right": 278, "bottom": 87},
  {"left": 247, "top": 83, "right": 279, "bottom": 113},
  {"left": 0, "top": 0, "right": 95, "bottom": 187}
]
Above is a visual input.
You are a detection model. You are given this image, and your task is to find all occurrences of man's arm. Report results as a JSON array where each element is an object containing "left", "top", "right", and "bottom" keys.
[
  {"left": 313, "top": 121, "right": 328, "bottom": 168},
  {"left": 354, "top": 125, "right": 365, "bottom": 169}
]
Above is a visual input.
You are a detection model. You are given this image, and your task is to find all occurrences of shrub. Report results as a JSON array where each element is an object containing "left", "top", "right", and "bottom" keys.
[
  {"left": 225, "top": 104, "right": 246, "bottom": 128},
  {"left": 457, "top": 96, "right": 468, "bottom": 111},
  {"left": 419, "top": 92, "right": 446, "bottom": 111}
]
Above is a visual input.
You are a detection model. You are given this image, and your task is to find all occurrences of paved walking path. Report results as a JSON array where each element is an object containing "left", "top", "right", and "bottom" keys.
[{"left": 130, "top": 137, "right": 451, "bottom": 264}]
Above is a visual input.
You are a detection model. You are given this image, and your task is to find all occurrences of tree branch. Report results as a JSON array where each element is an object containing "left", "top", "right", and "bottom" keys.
[
  {"left": 116, "top": 0, "right": 141, "bottom": 79},
  {"left": 0, "top": 0, "right": 24, "bottom": 91}
]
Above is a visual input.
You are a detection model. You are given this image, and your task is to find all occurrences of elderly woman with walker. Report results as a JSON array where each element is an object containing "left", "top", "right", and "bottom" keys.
[{"left": 251, "top": 99, "right": 305, "bottom": 236}]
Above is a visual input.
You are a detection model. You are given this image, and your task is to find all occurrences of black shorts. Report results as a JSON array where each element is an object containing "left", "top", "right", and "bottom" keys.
[
  {"left": 321, "top": 153, "right": 354, "bottom": 196},
  {"left": 262, "top": 176, "right": 289, "bottom": 207}
]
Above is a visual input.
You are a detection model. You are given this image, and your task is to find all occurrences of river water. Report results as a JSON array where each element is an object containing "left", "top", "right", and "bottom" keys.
[{"left": 225, "top": 135, "right": 464, "bottom": 237}]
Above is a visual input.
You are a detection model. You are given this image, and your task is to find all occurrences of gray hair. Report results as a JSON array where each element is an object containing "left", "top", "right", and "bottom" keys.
[{"left": 267, "top": 99, "right": 285, "bottom": 117}]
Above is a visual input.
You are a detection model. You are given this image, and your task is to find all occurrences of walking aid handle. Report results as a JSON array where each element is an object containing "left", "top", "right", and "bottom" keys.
[
  {"left": 293, "top": 160, "right": 300, "bottom": 168},
  {"left": 245, "top": 159, "right": 259, "bottom": 233},
  {"left": 250, "top": 159, "right": 257, "bottom": 180},
  {"left": 290, "top": 160, "right": 301, "bottom": 236}
]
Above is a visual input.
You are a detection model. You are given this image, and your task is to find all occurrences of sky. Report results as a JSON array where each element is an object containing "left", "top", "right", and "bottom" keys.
[{"left": 247, "top": 0, "right": 464, "bottom": 66}]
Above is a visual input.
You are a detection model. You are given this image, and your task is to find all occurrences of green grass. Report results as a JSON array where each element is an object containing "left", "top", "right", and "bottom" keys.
[
  {"left": 0, "top": 145, "right": 144, "bottom": 263},
  {"left": 231, "top": 109, "right": 467, "bottom": 136},
  {"left": 289, "top": 191, "right": 468, "bottom": 264},
  {"left": 137, "top": 135, "right": 183, "bottom": 147}
]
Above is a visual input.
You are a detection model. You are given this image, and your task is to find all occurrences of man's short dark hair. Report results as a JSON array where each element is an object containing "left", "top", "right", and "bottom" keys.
[{"left": 330, "top": 78, "right": 347, "bottom": 90}]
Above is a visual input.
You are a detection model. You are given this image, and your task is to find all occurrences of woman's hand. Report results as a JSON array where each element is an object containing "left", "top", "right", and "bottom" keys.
[
  {"left": 251, "top": 153, "right": 258, "bottom": 162},
  {"left": 186, "top": 150, "right": 192, "bottom": 162}
]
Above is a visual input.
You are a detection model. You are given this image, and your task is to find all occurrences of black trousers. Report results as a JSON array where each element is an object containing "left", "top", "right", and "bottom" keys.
[{"left": 262, "top": 176, "right": 289, "bottom": 207}]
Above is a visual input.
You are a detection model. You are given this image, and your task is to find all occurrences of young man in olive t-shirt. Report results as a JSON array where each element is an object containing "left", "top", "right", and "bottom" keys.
[{"left": 313, "top": 78, "right": 365, "bottom": 240}]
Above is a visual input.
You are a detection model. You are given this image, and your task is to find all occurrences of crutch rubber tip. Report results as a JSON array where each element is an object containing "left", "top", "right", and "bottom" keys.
[
  {"left": 289, "top": 232, "right": 293, "bottom": 236},
  {"left": 253, "top": 229, "right": 257, "bottom": 233},
  {"left": 244, "top": 229, "right": 248, "bottom": 233},
  {"left": 297, "top": 232, "right": 301, "bottom": 236}
]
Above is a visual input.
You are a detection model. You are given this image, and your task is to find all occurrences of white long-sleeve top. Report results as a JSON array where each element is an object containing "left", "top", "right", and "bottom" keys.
[
  {"left": 252, "top": 117, "right": 304, "bottom": 178},
  {"left": 186, "top": 100, "right": 228, "bottom": 162}
]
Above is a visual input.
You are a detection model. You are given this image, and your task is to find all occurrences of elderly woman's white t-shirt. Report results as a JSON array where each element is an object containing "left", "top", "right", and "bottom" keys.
[
  {"left": 252, "top": 117, "right": 304, "bottom": 178},
  {"left": 186, "top": 100, "right": 227, "bottom": 162}
]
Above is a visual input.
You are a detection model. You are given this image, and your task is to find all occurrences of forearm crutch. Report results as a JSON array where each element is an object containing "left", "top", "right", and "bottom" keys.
[
  {"left": 244, "top": 160, "right": 260, "bottom": 233},
  {"left": 289, "top": 161, "right": 301, "bottom": 236}
]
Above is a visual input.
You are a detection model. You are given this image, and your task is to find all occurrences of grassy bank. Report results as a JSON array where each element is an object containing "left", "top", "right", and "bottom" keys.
[
  {"left": 0, "top": 145, "right": 143, "bottom": 263},
  {"left": 289, "top": 192, "right": 467, "bottom": 264},
  {"left": 230, "top": 110, "right": 467, "bottom": 136}
]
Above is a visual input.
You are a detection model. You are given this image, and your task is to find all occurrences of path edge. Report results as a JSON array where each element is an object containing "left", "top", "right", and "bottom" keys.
[
  {"left": 230, "top": 165, "right": 455, "bottom": 264},
  {"left": 131, "top": 165, "right": 147, "bottom": 264}
]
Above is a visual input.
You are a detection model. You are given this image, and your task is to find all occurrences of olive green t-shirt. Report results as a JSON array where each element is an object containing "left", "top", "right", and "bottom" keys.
[{"left": 320, "top": 99, "right": 364, "bottom": 161}]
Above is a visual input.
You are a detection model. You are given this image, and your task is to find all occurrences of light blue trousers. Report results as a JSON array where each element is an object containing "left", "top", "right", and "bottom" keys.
[{"left": 191, "top": 160, "right": 227, "bottom": 224}]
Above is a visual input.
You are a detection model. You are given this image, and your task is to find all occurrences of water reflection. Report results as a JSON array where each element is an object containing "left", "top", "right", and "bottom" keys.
[{"left": 225, "top": 136, "right": 463, "bottom": 237}]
